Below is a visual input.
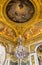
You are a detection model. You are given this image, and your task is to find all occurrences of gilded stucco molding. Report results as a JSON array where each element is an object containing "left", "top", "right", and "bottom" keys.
[
  {"left": 0, "top": 21, "right": 17, "bottom": 41},
  {"left": 23, "top": 21, "right": 42, "bottom": 41}
]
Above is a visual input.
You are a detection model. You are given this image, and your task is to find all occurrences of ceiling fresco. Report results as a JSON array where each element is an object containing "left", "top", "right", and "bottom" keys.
[
  {"left": 0, "top": 0, "right": 42, "bottom": 63},
  {"left": 6, "top": 0, "right": 35, "bottom": 23}
]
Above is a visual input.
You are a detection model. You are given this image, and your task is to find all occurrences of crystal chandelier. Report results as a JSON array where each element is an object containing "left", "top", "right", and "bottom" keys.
[{"left": 15, "top": 35, "right": 28, "bottom": 59}]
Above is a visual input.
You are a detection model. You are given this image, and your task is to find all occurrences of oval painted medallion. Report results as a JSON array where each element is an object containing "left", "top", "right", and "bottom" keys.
[{"left": 6, "top": 0, "right": 35, "bottom": 23}]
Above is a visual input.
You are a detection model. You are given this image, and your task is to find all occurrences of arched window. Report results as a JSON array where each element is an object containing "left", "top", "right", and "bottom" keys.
[{"left": 35, "top": 42, "right": 42, "bottom": 65}]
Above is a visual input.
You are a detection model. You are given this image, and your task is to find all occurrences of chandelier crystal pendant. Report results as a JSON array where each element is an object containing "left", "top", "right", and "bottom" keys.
[{"left": 15, "top": 44, "right": 28, "bottom": 59}]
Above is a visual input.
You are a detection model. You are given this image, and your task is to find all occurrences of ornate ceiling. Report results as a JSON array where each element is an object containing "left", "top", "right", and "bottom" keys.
[{"left": 0, "top": 0, "right": 42, "bottom": 61}]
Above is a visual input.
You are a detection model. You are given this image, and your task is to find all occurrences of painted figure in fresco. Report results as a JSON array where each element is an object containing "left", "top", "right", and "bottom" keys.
[{"left": 6, "top": 0, "right": 35, "bottom": 23}]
